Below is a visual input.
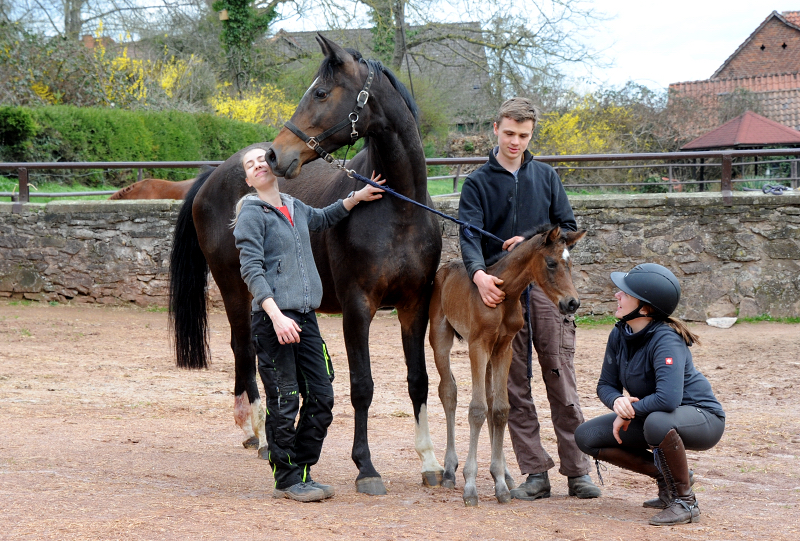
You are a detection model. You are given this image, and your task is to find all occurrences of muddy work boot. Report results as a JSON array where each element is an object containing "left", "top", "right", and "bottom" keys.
[
  {"left": 649, "top": 429, "right": 700, "bottom": 525},
  {"left": 307, "top": 479, "right": 335, "bottom": 499},
  {"left": 272, "top": 482, "right": 326, "bottom": 502},
  {"left": 567, "top": 474, "right": 601, "bottom": 499},
  {"left": 510, "top": 471, "right": 551, "bottom": 501}
]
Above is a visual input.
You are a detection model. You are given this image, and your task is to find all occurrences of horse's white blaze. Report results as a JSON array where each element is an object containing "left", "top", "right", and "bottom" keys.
[
  {"left": 302, "top": 77, "right": 320, "bottom": 99},
  {"left": 415, "top": 404, "right": 444, "bottom": 473},
  {"left": 562, "top": 247, "right": 570, "bottom": 261}
]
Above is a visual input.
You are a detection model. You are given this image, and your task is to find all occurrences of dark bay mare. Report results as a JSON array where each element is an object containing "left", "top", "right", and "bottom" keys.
[
  {"left": 169, "top": 35, "right": 444, "bottom": 495},
  {"left": 429, "top": 225, "right": 586, "bottom": 506}
]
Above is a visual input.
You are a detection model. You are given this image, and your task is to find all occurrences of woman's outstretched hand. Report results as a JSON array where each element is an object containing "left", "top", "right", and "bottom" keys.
[{"left": 354, "top": 171, "right": 386, "bottom": 203}]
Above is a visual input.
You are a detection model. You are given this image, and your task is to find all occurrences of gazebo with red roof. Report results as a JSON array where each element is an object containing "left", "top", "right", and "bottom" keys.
[
  {"left": 681, "top": 111, "right": 800, "bottom": 150},
  {"left": 681, "top": 111, "right": 800, "bottom": 187}
]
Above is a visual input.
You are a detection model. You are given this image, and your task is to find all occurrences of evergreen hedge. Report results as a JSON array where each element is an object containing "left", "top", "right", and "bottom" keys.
[{"left": 0, "top": 106, "right": 278, "bottom": 185}]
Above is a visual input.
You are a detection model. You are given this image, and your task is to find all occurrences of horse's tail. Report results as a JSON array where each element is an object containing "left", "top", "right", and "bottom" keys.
[{"left": 169, "top": 167, "right": 215, "bottom": 369}]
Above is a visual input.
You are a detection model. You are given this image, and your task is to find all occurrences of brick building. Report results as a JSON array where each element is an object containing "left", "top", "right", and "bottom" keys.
[{"left": 668, "top": 10, "right": 800, "bottom": 138}]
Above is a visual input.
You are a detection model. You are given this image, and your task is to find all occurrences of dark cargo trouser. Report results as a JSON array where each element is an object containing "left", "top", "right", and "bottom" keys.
[
  {"left": 252, "top": 310, "right": 334, "bottom": 490},
  {"left": 507, "top": 282, "right": 592, "bottom": 478}
]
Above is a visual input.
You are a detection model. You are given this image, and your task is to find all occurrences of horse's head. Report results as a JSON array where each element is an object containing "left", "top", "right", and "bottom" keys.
[
  {"left": 530, "top": 226, "right": 587, "bottom": 315},
  {"left": 267, "top": 35, "right": 376, "bottom": 179}
]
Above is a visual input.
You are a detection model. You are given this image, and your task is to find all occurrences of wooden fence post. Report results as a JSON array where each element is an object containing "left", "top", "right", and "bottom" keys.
[{"left": 12, "top": 167, "right": 28, "bottom": 214}]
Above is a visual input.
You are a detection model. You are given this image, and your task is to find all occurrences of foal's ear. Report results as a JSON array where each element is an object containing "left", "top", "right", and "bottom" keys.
[
  {"left": 545, "top": 225, "right": 562, "bottom": 245},
  {"left": 316, "top": 33, "right": 352, "bottom": 67},
  {"left": 565, "top": 229, "right": 587, "bottom": 247}
]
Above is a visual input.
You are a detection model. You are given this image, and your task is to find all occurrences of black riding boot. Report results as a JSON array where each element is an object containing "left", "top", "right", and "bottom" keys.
[{"left": 649, "top": 429, "right": 700, "bottom": 526}]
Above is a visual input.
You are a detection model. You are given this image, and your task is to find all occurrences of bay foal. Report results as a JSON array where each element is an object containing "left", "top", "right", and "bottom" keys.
[{"left": 429, "top": 225, "right": 586, "bottom": 506}]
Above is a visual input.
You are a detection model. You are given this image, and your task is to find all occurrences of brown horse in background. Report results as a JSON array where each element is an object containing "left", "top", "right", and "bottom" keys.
[
  {"left": 109, "top": 178, "right": 195, "bottom": 200},
  {"left": 428, "top": 225, "right": 586, "bottom": 506}
]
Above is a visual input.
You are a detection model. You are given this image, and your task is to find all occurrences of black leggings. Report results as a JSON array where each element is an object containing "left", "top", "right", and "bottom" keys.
[{"left": 575, "top": 406, "right": 725, "bottom": 457}]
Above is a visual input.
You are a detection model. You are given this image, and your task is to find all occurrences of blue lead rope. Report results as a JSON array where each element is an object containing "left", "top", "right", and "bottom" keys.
[
  {"left": 349, "top": 170, "right": 505, "bottom": 245},
  {"left": 350, "top": 169, "right": 534, "bottom": 379}
]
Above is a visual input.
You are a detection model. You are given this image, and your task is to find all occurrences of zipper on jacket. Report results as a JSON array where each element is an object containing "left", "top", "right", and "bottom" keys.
[
  {"left": 277, "top": 259, "right": 282, "bottom": 274},
  {"left": 512, "top": 173, "right": 519, "bottom": 235}
]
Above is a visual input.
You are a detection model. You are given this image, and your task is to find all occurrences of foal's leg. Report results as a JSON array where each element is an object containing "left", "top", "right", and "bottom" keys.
[
  {"left": 464, "top": 341, "right": 490, "bottom": 506},
  {"left": 341, "top": 297, "right": 386, "bottom": 495},
  {"left": 398, "top": 301, "right": 445, "bottom": 487},
  {"left": 428, "top": 299, "right": 459, "bottom": 489},
  {"left": 488, "top": 347, "right": 514, "bottom": 503}
]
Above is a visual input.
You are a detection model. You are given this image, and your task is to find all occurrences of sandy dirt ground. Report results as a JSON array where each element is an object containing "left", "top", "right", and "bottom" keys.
[{"left": 1, "top": 301, "right": 799, "bottom": 540}]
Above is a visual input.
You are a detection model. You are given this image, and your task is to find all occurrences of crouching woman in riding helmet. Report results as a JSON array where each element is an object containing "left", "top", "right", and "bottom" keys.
[
  {"left": 574, "top": 263, "right": 725, "bottom": 526},
  {"left": 232, "top": 147, "right": 385, "bottom": 502}
]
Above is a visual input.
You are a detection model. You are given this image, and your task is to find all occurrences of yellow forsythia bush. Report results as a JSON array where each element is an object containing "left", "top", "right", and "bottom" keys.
[{"left": 209, "top": 83, "right": 295, "bottom": 128}]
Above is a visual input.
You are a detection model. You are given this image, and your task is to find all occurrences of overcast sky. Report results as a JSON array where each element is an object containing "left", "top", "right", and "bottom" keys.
[
  {"left": 571, "top": 1, "right": 800, "bottom": 90},
  {"left": 278, "top": 1, "right": 799, "bottom": 92}
]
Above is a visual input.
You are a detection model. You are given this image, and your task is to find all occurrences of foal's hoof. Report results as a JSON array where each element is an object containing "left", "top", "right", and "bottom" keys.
[
  {"left": 422, "top": 470, "right": 444, "bottom": 487},
  {"left": 356, "top": 477, "right": 388, "bottom": 495},
  {"left": 496, "top": 489, "right": 512, "bottom": 504},
  {"left": 463, "top": 494, "right": 479, "bottom": 507},
  {"left": 242, "top": 436, "right": 260, "bottom": 450},
  {"left": 257, "top": 446, "right": 269, "bottom": 460}
]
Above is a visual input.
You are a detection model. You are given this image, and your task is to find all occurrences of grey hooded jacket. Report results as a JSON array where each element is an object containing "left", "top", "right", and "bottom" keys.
[{"left": 233, "top": 194, "right": 349, "bottom": 313}]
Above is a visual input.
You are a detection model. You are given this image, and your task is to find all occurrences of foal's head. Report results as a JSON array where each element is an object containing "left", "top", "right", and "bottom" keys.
[{"left": 524, "top": 225, "right": 586, "bottom": 315}]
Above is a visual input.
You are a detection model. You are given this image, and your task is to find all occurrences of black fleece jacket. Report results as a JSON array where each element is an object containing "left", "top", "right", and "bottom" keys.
[
  {"left": 458, "top": 147, "right": 577, "bottom": 279},
  {"left": 597, "top": 320, "right": 725, "bottom": 418}
]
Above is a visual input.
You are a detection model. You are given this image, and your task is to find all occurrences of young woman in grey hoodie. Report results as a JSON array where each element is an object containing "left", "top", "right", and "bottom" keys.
[{"left": 232, "top": 147, "right": 384, "bottom": 502}]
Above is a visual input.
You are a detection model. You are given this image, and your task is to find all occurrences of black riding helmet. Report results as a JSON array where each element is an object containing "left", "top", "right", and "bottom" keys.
[{"left": 610, "top": 263, "right": 681, "bottom": 319}]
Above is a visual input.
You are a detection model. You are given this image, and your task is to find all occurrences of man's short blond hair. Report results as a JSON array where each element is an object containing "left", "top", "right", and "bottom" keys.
[{"left": 495, "top": 97, "right": 538, "bottom": 128}]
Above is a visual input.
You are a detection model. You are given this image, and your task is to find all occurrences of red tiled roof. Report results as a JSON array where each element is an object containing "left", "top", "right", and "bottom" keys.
[
  {"left": 783, "top": 11, "right": 800, "bottom": 27},
  {"left": 681, "top": 111, "right": 800, "bottom": 150}
]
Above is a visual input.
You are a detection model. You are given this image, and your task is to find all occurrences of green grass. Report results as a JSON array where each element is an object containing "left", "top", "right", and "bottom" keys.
[
  {"left": 427, "top": 178, "right": 464, "bottom": 196},
  {"left": 1, "top": 178, "right": 119, "bottom": 203},
  {"left": 738, "top": 314, "right": 800, "bottom": 324},
  {"left": 575, "top": 314, "right": 617, "bottom": 326}
]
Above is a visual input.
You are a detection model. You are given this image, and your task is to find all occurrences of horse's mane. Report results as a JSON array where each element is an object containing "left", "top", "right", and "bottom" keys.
[{"left": 315, "top": 51, "right": 420, "bottom": 129}]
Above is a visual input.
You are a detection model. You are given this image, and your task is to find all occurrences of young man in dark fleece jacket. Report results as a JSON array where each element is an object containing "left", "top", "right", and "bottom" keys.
[
  {"left": 232, "top": 147, "right": 384, "bottom": 502},
  {"left": 458, "top": 97, "right": 601, "bottom": 501}
]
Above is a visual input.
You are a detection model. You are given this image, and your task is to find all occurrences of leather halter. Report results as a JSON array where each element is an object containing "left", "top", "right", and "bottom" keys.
[{"left": 283, "top": 60, "right": 375, "bottom": 165}]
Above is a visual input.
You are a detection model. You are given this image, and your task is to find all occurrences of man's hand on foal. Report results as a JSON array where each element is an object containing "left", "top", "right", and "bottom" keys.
[{"left": 473, "top": 270, "right": 505, "bottom": 308}]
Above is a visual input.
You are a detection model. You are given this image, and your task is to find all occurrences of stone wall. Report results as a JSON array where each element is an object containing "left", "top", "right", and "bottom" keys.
[
  {"left": 436, "top": 192, "right": 800, "bottom": 320},
  {"left": 2, "top": 192, "right": 800, "bottom": 319}
]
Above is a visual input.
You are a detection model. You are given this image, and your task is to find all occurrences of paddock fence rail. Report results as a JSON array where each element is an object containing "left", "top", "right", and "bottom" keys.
[{"left": 2, "top": 149, "right": 799, "bottom": 211}]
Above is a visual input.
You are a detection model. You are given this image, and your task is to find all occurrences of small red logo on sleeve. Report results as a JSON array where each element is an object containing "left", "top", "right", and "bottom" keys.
[{"left": 665, "top": 357, "right": 673, "bottom": 365}]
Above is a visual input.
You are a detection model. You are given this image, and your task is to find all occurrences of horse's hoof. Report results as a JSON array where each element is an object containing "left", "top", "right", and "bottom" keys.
[
  {"left": 496, "top": 490, "right": 512, "bottom": 504},
  {"left": 422, "top": 470, "right": 443, "bottom": 487},
  {"left": 242, "top": 436, "right": 260, "bottom": 449},
  {"left": 257, "top": 446, "right": 269, "bottom": 460},
  {"left": 356, "top": 477, "right": 388, "bottom": 495},
  {"left": 442, "top": 479, "right": 456, "bottom": 490},
  {"left": 463, "top": 495, "right": 479, "bottom": 507}
]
